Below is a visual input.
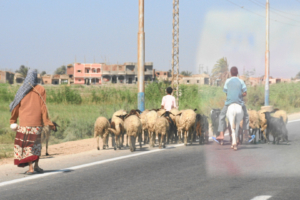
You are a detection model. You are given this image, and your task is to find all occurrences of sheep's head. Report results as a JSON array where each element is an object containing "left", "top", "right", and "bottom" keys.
[
  {"left": 160, "top": 111, "right": 175, "bottom": 118},
  {"left": 116, "top": 114, "right": 127, "bottom": 121},
  {"left": 262, "top": 112, "right": 271, "bottom": 120},
  {"left": 176, "top": 112, "right": 182, "bottom": 117},
  {"left": 125, "top": 109, "right": 141, "bottom": 119}
]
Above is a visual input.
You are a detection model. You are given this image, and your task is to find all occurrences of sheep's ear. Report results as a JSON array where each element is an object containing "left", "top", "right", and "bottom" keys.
[
  {"left": 168, "top": 111, "right": 175, "bottom": 116},
  {"left": 160, "top": 111, "right": 166, "bottom": 117},
  {"left": 136, "top": 109, "right": 142, "bottom": 114},
  {"left": 176, "top": 113, "right": 182, "bottom": 116}
]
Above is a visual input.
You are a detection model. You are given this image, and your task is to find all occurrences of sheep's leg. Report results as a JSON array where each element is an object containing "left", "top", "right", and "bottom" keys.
[
  {"left": 139, "top": 133, "right": 142, "bottom": 149},
  {"left": 151, "top": 132, "right": 155, "bottom": 147},
  {"left": 158, "top": 133, "right": 162, "bottom": 149},
  {"left": 125, "top": 134, "right": 129, "bottom": 147},
  {"left": 190, "top": 130, "right": 193, "bottom": 145},
  {"left": 132, "top": 136, "right": 136, "bottom": 151},
  {"left": 128, "top": 135, "right": 132, "bottom": 152},
  {"left": 184, "top": 131, "right": 188, "bottom": 146},
  {"left": 120, "top": 134, "right": 123, "bottom": 149},
  {"left": 102, "top": 135, "right": 107, "bottom": 150},
  {"left": 166, "top": 131, "right": 169, "bottom": 145},
  {"left": 142, "top": 130, "right": 146, "bottom": 144},
  {"left": 149, "top": 132, "right": 153, "bottom": 147},
  {"left": 178, "top": 131, "right": 182, "bottom": 144},
  {"left": 262, "top": 129, "right": 270, "bottom": 144},
  {"left": 114, "top": 135, "right": 118, "bottom": 150},
  {"left": 96, "top": 136, "right": 100, "bottom": 150}
]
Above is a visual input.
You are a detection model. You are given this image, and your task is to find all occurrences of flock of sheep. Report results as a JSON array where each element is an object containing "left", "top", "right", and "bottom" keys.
[
  {"left": 94, "top": 108, "right": 209, "bottom": 152},
  {"left": 40, "top": 107, "right": 289, "bottom": 155}
]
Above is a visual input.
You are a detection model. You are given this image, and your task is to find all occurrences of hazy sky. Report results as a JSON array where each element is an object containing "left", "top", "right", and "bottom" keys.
[{"left": 0, "top": 0, "right": 299, "bottom": 78}]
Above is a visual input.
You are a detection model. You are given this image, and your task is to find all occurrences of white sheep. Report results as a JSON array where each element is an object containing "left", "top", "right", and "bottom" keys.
[
  {"left": 94, "top": 117, "right": 110, "bottom": 150},
  {"left": 108, "top": 110, "right": 127, "bottom": 149},
  {"left": 123, "top": 115, "right": 143, "bottom": 152},
  {"left": 146, "top": 110, "right": 158, "bottom": 147},
  {"left": 154, "top": 116, "right": 169, "bottom": 148},
  {"left": 177, "top": 109, "right": 196, "bottom": 146}
]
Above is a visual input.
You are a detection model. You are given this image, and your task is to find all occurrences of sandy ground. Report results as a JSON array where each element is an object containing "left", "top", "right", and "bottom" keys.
[{"left": 1, "top": 112, "right": 299, "bottom": 166}]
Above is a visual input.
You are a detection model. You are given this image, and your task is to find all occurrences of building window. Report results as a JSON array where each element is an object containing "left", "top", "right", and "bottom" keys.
[
  {"left": 157, "top": 73, "right": 160, "bottom": 75},
  {"left": 45, "top": 81, "right": 47, "bottom": 83},
  {"left": 79, "top": 79, "right": 81, "bottom": 81},
  {"left": 77, "top": 70, "right": 81, "bottom": 73},
  {"left": 164, "top": 73, "right": 166, "bottom": 75},
  {"left": 197, "top": 80, "right": 199, "bottom": 83},
  {"left": 93, "top": 69, "right": 96, "bottom": 73},
  {"left": 187, "top": 80, "right": 190, "bottom": 84}
]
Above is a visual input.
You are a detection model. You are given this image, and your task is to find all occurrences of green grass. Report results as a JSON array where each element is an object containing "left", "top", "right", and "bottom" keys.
[{"left": 1, "top": 81, "right": 300, "bottom": 158}]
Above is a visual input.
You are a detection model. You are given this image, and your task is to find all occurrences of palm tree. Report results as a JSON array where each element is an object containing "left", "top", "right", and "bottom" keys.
[
  {"left": 211, "top": 57, "right": 230, "bottom": 84},
  {"left": 15, "top": 65, "right": 29, "bottom": 78}
]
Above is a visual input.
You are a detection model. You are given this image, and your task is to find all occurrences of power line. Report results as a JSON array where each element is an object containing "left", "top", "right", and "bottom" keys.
[
  {"left": 225, "top": 0, "right": 300, "bottom": 28},
  {"left": 249, "top": 0, "right": 300, "bottom": 22},
  {"left": 252, "top": 0, "right": 300, "bottom": 17},
  {"left": 251, "top": 0, "right": 300, "bottom": 17}
]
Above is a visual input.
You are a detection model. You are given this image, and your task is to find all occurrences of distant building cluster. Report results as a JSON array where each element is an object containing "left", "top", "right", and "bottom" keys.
[{"left": 1, "top": 64, "right": 299, "bottom": 86}]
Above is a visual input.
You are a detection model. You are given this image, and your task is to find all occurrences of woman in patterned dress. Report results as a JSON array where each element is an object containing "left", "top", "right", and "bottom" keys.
[{"left": 10, "top": 69, "right": 56, "bottom": 175}]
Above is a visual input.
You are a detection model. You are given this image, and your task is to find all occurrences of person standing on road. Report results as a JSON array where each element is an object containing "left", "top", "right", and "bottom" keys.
[
  {"left": 161, "top": 87, "right": 177, "bottom": 111},
  {"left": 10, "top": 69, "right": 56, "bottom": 175},
  {"left": 214, "top": 66, "right": 252, "bottom": 143}
]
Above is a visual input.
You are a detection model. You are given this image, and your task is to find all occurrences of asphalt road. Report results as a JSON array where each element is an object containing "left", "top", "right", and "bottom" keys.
[{"left": 1, "top": 120, "right": 300, "bottom": 200}]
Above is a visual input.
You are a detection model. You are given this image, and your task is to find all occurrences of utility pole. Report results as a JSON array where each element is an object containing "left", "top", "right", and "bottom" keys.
[
  {"left": 265, "top": 0, "right": 270, "bottom": 106},
  {"left": 263, "top": 0, "right": 273, "bottom": 111},
  {"left": 172, "top": 0, "right": 179, "bottom": 106},
  {"left": 137, "top": 0, "right": 145, "bottom": 111}
]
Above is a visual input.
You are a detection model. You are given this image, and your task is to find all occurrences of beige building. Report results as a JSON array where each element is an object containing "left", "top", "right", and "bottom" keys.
[{"left": 179, "top": 74, "right": 210, "bottom": 85}]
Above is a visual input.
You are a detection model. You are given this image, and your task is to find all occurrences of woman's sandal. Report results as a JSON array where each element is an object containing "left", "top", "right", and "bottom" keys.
[
  {"left": 34, "top": 167, "right": 44, "bottom": 173},
  {"left": 25, "top": 171, "right": 35, "bottom": 175}
]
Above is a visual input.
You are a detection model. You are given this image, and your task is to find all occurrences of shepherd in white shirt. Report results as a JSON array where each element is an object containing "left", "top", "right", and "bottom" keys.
[{"left": 161, "top": 87, "right": 177, "bottom": 111}]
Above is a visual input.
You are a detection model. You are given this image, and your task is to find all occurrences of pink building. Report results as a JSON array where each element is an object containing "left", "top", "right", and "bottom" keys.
[{"left": 74, "top": 63, "right": 102, "bottom": 85}]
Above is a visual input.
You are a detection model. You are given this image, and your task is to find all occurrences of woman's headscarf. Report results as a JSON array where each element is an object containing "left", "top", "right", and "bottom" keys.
[{"left": 9, "top": 69, "right": 38, "bottom": 112}]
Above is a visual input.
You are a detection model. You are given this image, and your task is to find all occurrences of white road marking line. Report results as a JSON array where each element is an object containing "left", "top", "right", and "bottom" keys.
[
  {"left": 288, "top": 119, "right": 300, "bottom": 123},
  {"left": 0, "top": 144, "right": 184, "bottom": 187},
  {"left": 251, "top": 195, "right": 272, "bottom": 200}
]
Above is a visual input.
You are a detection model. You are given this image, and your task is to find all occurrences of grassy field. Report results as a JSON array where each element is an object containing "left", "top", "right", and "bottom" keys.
[{"left": 1, "top": 81, "right": 300, "bottom": 158}]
